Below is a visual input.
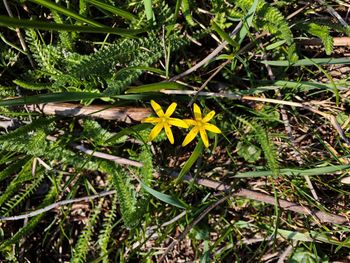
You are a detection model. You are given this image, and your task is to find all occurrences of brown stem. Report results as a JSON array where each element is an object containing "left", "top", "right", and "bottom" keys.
[{"left": 27, "top": 103, "right": 152, "bottom": 123}]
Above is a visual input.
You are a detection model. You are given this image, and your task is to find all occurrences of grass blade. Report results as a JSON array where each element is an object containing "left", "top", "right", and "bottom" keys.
[
  {"left": 85, "top": 0, "right": 137, "bottom": 21},
  {"left": 237, "top": 0, "right": 259, "bottom": 44},
  {"left": 126, "top": 82, "right": 186, "bottom": 93},
  {"left": 30, "top": 0, "right": 104, "bottom": 27},
  {"left": 143, "top": 0, "right": 154, "bottom": 21},
  {"left": 176, "top": 140, "right": 204, "bottom": 183},
  {"left": 140, "top": 180, "right": 187, "bottom": 209},
  {"left": 0, "top": 16, "right": 145, "bottom": 36},
  {"left": 261, "top": 57, "right": 350, "bottom": 66},
  {"left": 234, "top": 164, "right": 350, "bottom": 178}
]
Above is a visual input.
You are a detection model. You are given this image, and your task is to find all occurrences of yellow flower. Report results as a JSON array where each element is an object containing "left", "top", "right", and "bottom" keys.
[
  {"left": 182, "top": 103, "right": 221, "bottom": 148},
  {"left": 142, "top": 100, "right": 188, "bottom": 144}
]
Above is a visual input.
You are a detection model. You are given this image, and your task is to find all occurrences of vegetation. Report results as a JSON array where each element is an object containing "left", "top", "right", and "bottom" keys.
[{"left": 0, "top": 0, "right": 350, "bottom": 261}]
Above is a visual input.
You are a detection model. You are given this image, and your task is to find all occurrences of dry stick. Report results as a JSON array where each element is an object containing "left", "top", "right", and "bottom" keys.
[
  {"left": 0, "top": 190, "right": 116, "bottom": 221},
  {"left": 46, "top": 135, "right": 143, "bottom": 167},
  {"left": 3, "top": 0, "right": 34, "bottom": 68},
  {"left": 158, "top": 195, "right": 229, "bottom": 263},
  {"left": 28, "top": 103, "right": 152, "bottom": 123},
  {"left": 169, "top": 21, "right": 242, "bottom": 82}
]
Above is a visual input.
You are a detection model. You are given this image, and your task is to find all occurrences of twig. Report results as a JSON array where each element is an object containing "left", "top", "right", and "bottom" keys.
[
  {"left": 46, "top": 135, "right": 143, "bottom": 167},
  {"left": 169, "top": 21, "right": 242, "bottom": 82},
  {"left": 0, "top": 190, "right": 116, "bottom": 221},
  {"left": 27, "top": 103, "right": 152, "bottom": 123},
  {"left": 187, "top": 60, "right": 231, "bottom": 107},
  {"left": 158, "top": 195, "right": 229, "bottom": 263}
]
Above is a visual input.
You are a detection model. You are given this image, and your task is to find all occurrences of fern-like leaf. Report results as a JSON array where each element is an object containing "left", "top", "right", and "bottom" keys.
[
  {"left": 25, "top": 29, "right": 62, "bottom": 77},
  {"left": 97, "top": 193, "right": 118, "bottom": 263},
  {"left": 0, "top": 117, "right": 55, "bottom": 142},
  {"left": 305, "top": 22, "right": 334, "bottom": 55},
  {"left": 0, "top": 158, "right": 38, "bottom": 208},
  {"left": 253, "top": 124, "right": 279, "bottom": 177},
  {"left": 236, "top": 0, "right": 293, "bottom": 44},
  {"left": 0, "top": 172, "right": 45, "bottom": 217},
  {"left": 71, "top": 199, "right": 103, "bottom": 263},
  {"left": 99, "top": 161, "right": 139, "bottom": 227},
  {"left": 0, "top": 174, "right": 62, "bottom": 251}
]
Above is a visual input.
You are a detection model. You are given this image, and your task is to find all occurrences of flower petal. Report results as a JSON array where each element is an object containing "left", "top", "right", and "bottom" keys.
[
  {"left": 165, "top": 102, "right": 177, "bottom": 117},
  {"left": 168, "top": 118, "right": 189, "bottom": 128},
  {"left": 202, "top": 110, "right": 215, "bottom": 123},
  {"left": 193, "top": 103, "right": 202, "bottom": 120},
  {"left": 199, "top": 128, "right": 209, "bottom": 148},
  {"left": 148, "top": 123, "right": 163, "bottom": 141},
  {"left": 204, "top": 123, "right": 221, "bottom": 134},
  {"left": 151, "top": 100, "right": 164, "bottom": 117},
  {"left": 164, "top": 123, "right": 174, "bottom": 144},
  {"left": 184, "top": 119, "right": 197, "bottom": 126},
  {"left": 182, "top": 127, "right": 199, "bottom": 147},
  {"left": 142, "top": 117, "right": 160, "bottom": 124}
]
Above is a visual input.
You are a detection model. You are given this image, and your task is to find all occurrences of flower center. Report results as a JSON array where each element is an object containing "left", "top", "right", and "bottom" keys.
[
  {"left": 197, "top": 119, "right": 204, "bottom": 128},
  {"left": 161, "top": 117, "right": 168, "bottom": 124}
]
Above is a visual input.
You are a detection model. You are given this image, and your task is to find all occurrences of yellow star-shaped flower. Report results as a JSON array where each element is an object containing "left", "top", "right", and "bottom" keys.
[
  {"left": 142, "top": 100, "right": 188, "bottom": 144},
  {"left": 182, "top": 103, "right": 221, "bottom": 148}
]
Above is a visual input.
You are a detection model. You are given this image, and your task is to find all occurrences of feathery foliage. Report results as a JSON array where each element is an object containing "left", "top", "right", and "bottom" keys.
[
  {"left": 0, "top": 172, "right": 45, "bottom": 217},
  {"left": 97, "top": 193, "right": 118, "bottom": 263},
  {"left": 235, "top": 0, "right": 293, "bottom": 44},
  {"left": 99, "top": 161, "right": 139, "bottom": 227},
  {"left": 0, "top": 174, "right": 62, "bottom": 251},
  {"left": 305, "top": 22, "right": 334, "bottom": 55},
  {"left": 253, "top": 124, "right": 279, "bottom": 177},
  {"left": 71, "top": 199, "right": 103, "bottom": 263}
]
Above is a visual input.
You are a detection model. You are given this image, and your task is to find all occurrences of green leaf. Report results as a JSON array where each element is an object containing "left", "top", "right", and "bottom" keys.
[
  {"left": 29, "top": 0, "right": 104, "bottom": 27},
  {"left": 288, "top": 248, "right": 329, "bottom": 263},
  {"left": 0, "top": 92, "right": 152, "bottom": 107},
  {"left": 261, "top": 57, "right": 350, "bottom": 66},
  {"left": 181, "top": 0, "right": 196, "bottom": 26},
  {"left": 176, "top": 140, "right": 204, "bottom": 183},
  {"left": 140, "top": 180, "right": 187, "bottom": 209},
  {"left": 143, "top": 0, "right": 154, "bottom": 21},
  {"left": 0, "top": 16, "right": 145, "bottom": 36},
  {"left": 237, "top": 0, "right": 259, "bottom": 44},
  {"left": 234, "top": 164, "right": 350, "bottom": 178},
  {"left": 266, "top": 40, "right": 286, "bottom": 50},
  {"left": 0, "top": 92, "right": 105, "bottom": 106},
  {"left": 211, "top": 21, "right": 238, "bottom": 48},
  {"left": 13, "top": 80, "right": 52, "bottom": 91},
  {"left": 126, "top": 82, "right": 186, "bottom": 93},
  {"left": 85, "top": 0, "right": 137, "bottom": 21}
]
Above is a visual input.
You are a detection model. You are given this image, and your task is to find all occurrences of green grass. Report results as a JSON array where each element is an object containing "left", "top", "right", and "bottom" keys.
[{"left": 0, "top": 0, "right": 350, "bottom": 262}]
